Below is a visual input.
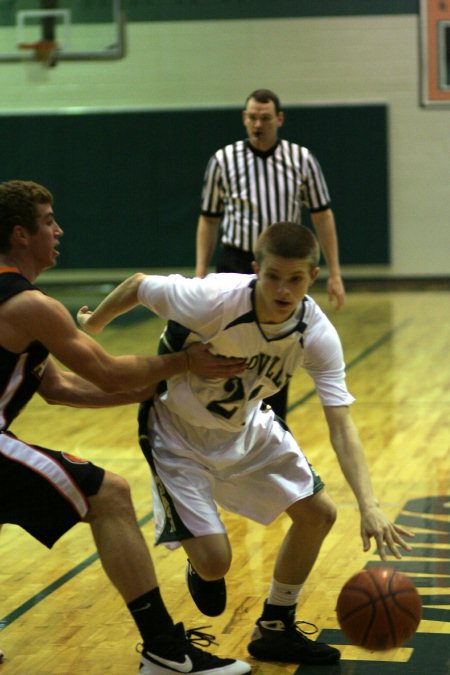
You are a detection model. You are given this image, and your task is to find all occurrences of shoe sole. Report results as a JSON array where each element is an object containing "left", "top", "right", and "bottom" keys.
[{"left": 140, "top": 655, "right": 252, "bottom": 674}]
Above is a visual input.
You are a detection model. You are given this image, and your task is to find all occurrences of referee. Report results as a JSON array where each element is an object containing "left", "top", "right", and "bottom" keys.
[{"left": 195, "top": 88, "right": 345, "bottom": 419}]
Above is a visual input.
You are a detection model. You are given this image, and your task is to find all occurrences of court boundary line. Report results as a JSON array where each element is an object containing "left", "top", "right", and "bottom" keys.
[{"left": 0, "top": 320, "right": 411, "bottom": 631}]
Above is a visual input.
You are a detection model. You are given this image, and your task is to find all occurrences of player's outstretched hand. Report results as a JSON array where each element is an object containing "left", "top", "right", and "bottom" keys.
[
  {"left": 77, "top": 305, "right": 102, "bottom": 334},
  {"left": 186, "top": 342, "right": 246, "bottom": 378},
  {"left": 360, "top": 505, "right": 415, "bottom": 561}
]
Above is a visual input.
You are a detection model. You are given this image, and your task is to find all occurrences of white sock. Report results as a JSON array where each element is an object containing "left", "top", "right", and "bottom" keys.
[{"left": 267, "top": 579, "right": 304, "bottom": 607}]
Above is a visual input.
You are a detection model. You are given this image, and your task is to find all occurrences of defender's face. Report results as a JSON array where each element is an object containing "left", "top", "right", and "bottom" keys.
[
  {"left": 243, "top": 98, "right": 284, "bottom": 151},
  {"left": 29, "top": 203, "right": 63, "bottom": 270},
  {"left": 253, "top": 254, "right": 318, "bottom": 323}
]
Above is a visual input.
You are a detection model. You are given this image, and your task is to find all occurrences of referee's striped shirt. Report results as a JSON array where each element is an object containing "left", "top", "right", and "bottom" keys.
[{"left": 200, "top": 139, "right": 331, "bottom": 253}]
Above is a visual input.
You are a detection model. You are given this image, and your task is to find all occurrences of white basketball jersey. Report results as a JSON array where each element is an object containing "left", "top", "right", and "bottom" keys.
[{"left": 138, "top": 273, "right": 354, "bottom": 432}]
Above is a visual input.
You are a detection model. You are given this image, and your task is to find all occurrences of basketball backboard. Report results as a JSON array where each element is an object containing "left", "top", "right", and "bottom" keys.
[{"left": 0, "top": 0, "right": 125, "bottom": 66}]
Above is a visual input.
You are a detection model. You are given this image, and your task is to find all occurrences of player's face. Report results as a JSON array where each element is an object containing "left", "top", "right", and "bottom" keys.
[
  {"left": 253, "top": 254, "right": 319, "bottom": 323},
  {"left": 28, "top": 203, "right": 63, "bottom": 270},
  {"left": 243, "top": 98, "right": 284, "bottom": 151}
]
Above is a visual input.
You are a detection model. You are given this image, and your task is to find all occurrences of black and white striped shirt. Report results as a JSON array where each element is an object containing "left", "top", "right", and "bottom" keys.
[{"left": 200, "top": 139, "right": 331, "bottom": 253}]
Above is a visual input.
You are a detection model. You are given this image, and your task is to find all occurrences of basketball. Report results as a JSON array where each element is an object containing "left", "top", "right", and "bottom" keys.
[{"left": 336, "top": 567, "right": 422, "bottom": 651}]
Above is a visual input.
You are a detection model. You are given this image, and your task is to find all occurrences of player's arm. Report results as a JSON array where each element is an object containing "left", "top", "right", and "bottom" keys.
[
  {"left": 77, "top": 273, "right": 246, "bottom": 379},
  {"left": 15, "top": 290, "right": 189, "bottom": 392},
  {"left": 323, "top": 405, "right": 414, "bottom": 560},
  {"left": 310, "top": 209, "right": 345, "bottom": 310},
  {"left": 195, "top": 214, "right": 221, "bottom": 278},
  {"left": 39, "top": 357, "right": 158, "bottom": 407},
  {"left": 15, "top": 291, "right": 243, "bottom": 393},
  {"left": 77, "top": 272, "right": 145, "bottom": 335}
]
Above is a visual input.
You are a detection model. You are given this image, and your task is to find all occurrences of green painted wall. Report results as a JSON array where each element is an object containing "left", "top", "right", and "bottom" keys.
[
  {"left": 121, "top": 0, "right": 418, "bottom": 21},
  {"left": 0, "top": 0, "right": 418, "bottom": 26},
  {"left": 0, "top": 104, "right": 388, "bottom": 269}
]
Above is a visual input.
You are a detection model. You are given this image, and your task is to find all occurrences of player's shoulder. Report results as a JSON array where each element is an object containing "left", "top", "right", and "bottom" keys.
[
  {"left": 0, "top": 269, "right": 33, "bottom": 296},
  {"left": 303, "top": 294, "right": 326, "bottom": 321},
  {"left": 302, "top": 296, "right": 344, "bottom": 364},
  {"left": 203, "top": 272, "right": 255, "bottom": 293},
  {"left": 147, "top": 272, "right": 253, "bottom": 300},
  {"left": 12, "top": 288, "right": 65, "bottom": 320},
  {"left": 303, "top": 295, "right": 338, "bottom": 337},
  {"left": 0, "top": 285, "right": 44, "bottom": 312},
  {"left": 194, "top": 273, "right": 254, "bottom": 311},
  {"left": 0, "top": 287, "right": 65, "bottom": 339}
]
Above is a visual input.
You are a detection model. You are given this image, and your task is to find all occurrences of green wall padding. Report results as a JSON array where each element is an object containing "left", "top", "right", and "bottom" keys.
[
  {"left": 121, "top": 0, "right": 418, "bottom": 22},
  {"left": 0, "top": 1, "right": 419, "bottom": 26},
  {"left": 0, "top": 104, "right": 389, "bottom": 268}
]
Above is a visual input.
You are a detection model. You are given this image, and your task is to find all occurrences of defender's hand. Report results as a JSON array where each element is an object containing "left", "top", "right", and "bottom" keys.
[{"left": 186, "top": 342, "right": 246, "bottom": 378}]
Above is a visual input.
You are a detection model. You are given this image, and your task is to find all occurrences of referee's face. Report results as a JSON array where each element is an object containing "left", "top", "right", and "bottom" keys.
[
  {"left": 253, "top": 254, "right": 319, "bottom": 324},
  {"left": 243, "top": 98, "right": 284, "bottom": 151}
]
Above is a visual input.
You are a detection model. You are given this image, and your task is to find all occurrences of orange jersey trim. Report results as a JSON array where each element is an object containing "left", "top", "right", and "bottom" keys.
[{"left": 0, "top": 266, "right": 20, "bottom": 274}]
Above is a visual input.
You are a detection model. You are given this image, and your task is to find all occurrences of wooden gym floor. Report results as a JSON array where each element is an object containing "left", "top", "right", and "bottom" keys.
[{"left": 0, "top": 286, "right": 449, "bottom": 674}]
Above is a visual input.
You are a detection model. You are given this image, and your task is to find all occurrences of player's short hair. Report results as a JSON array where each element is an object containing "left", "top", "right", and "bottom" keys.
[
  {"left": 0, "top": 180, "right": 53, "bottom": 253},
  {"left": 254, "top": 222, "right": 320, "bottom": 269},
  {"left": 245, "top": 89, "right": 281, "bottom": 114}
]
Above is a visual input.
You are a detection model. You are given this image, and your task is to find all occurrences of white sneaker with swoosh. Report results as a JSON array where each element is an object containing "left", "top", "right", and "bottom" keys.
[{"left": 139, "top": 623, "right": 251, "bottom": 674}]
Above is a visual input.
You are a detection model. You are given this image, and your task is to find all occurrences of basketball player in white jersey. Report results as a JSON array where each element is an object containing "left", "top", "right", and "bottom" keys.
[{"left": 79, "top": 221, "right": 413, "bottom": 667}]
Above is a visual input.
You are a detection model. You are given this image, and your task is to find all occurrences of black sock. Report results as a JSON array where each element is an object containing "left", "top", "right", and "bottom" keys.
[
  {"left": 128, "top": 587, "right": 174, "bottom": 645},
  {"left": 261, "top": 600, "right": 296, "bottom": 624}
]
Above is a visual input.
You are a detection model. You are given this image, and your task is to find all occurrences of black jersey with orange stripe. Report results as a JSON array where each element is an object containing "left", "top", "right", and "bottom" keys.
[{"left": 0, "top": 269, "right": 48, "bottom": 430}]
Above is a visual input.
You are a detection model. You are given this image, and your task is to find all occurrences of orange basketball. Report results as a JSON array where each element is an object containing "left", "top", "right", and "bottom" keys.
[{"left": 336, "top": 567, "right": 422, "bottom": 650}]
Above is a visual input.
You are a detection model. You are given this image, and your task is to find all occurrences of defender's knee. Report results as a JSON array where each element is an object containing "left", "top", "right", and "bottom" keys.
[{"left": 86, "top": 471, "right": 134, "bottom": 520}]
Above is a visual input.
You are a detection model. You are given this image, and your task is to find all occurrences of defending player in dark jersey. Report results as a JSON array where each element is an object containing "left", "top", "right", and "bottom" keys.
[{"left": 0, "top": 179, "right": 250, "bottom": 675}]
